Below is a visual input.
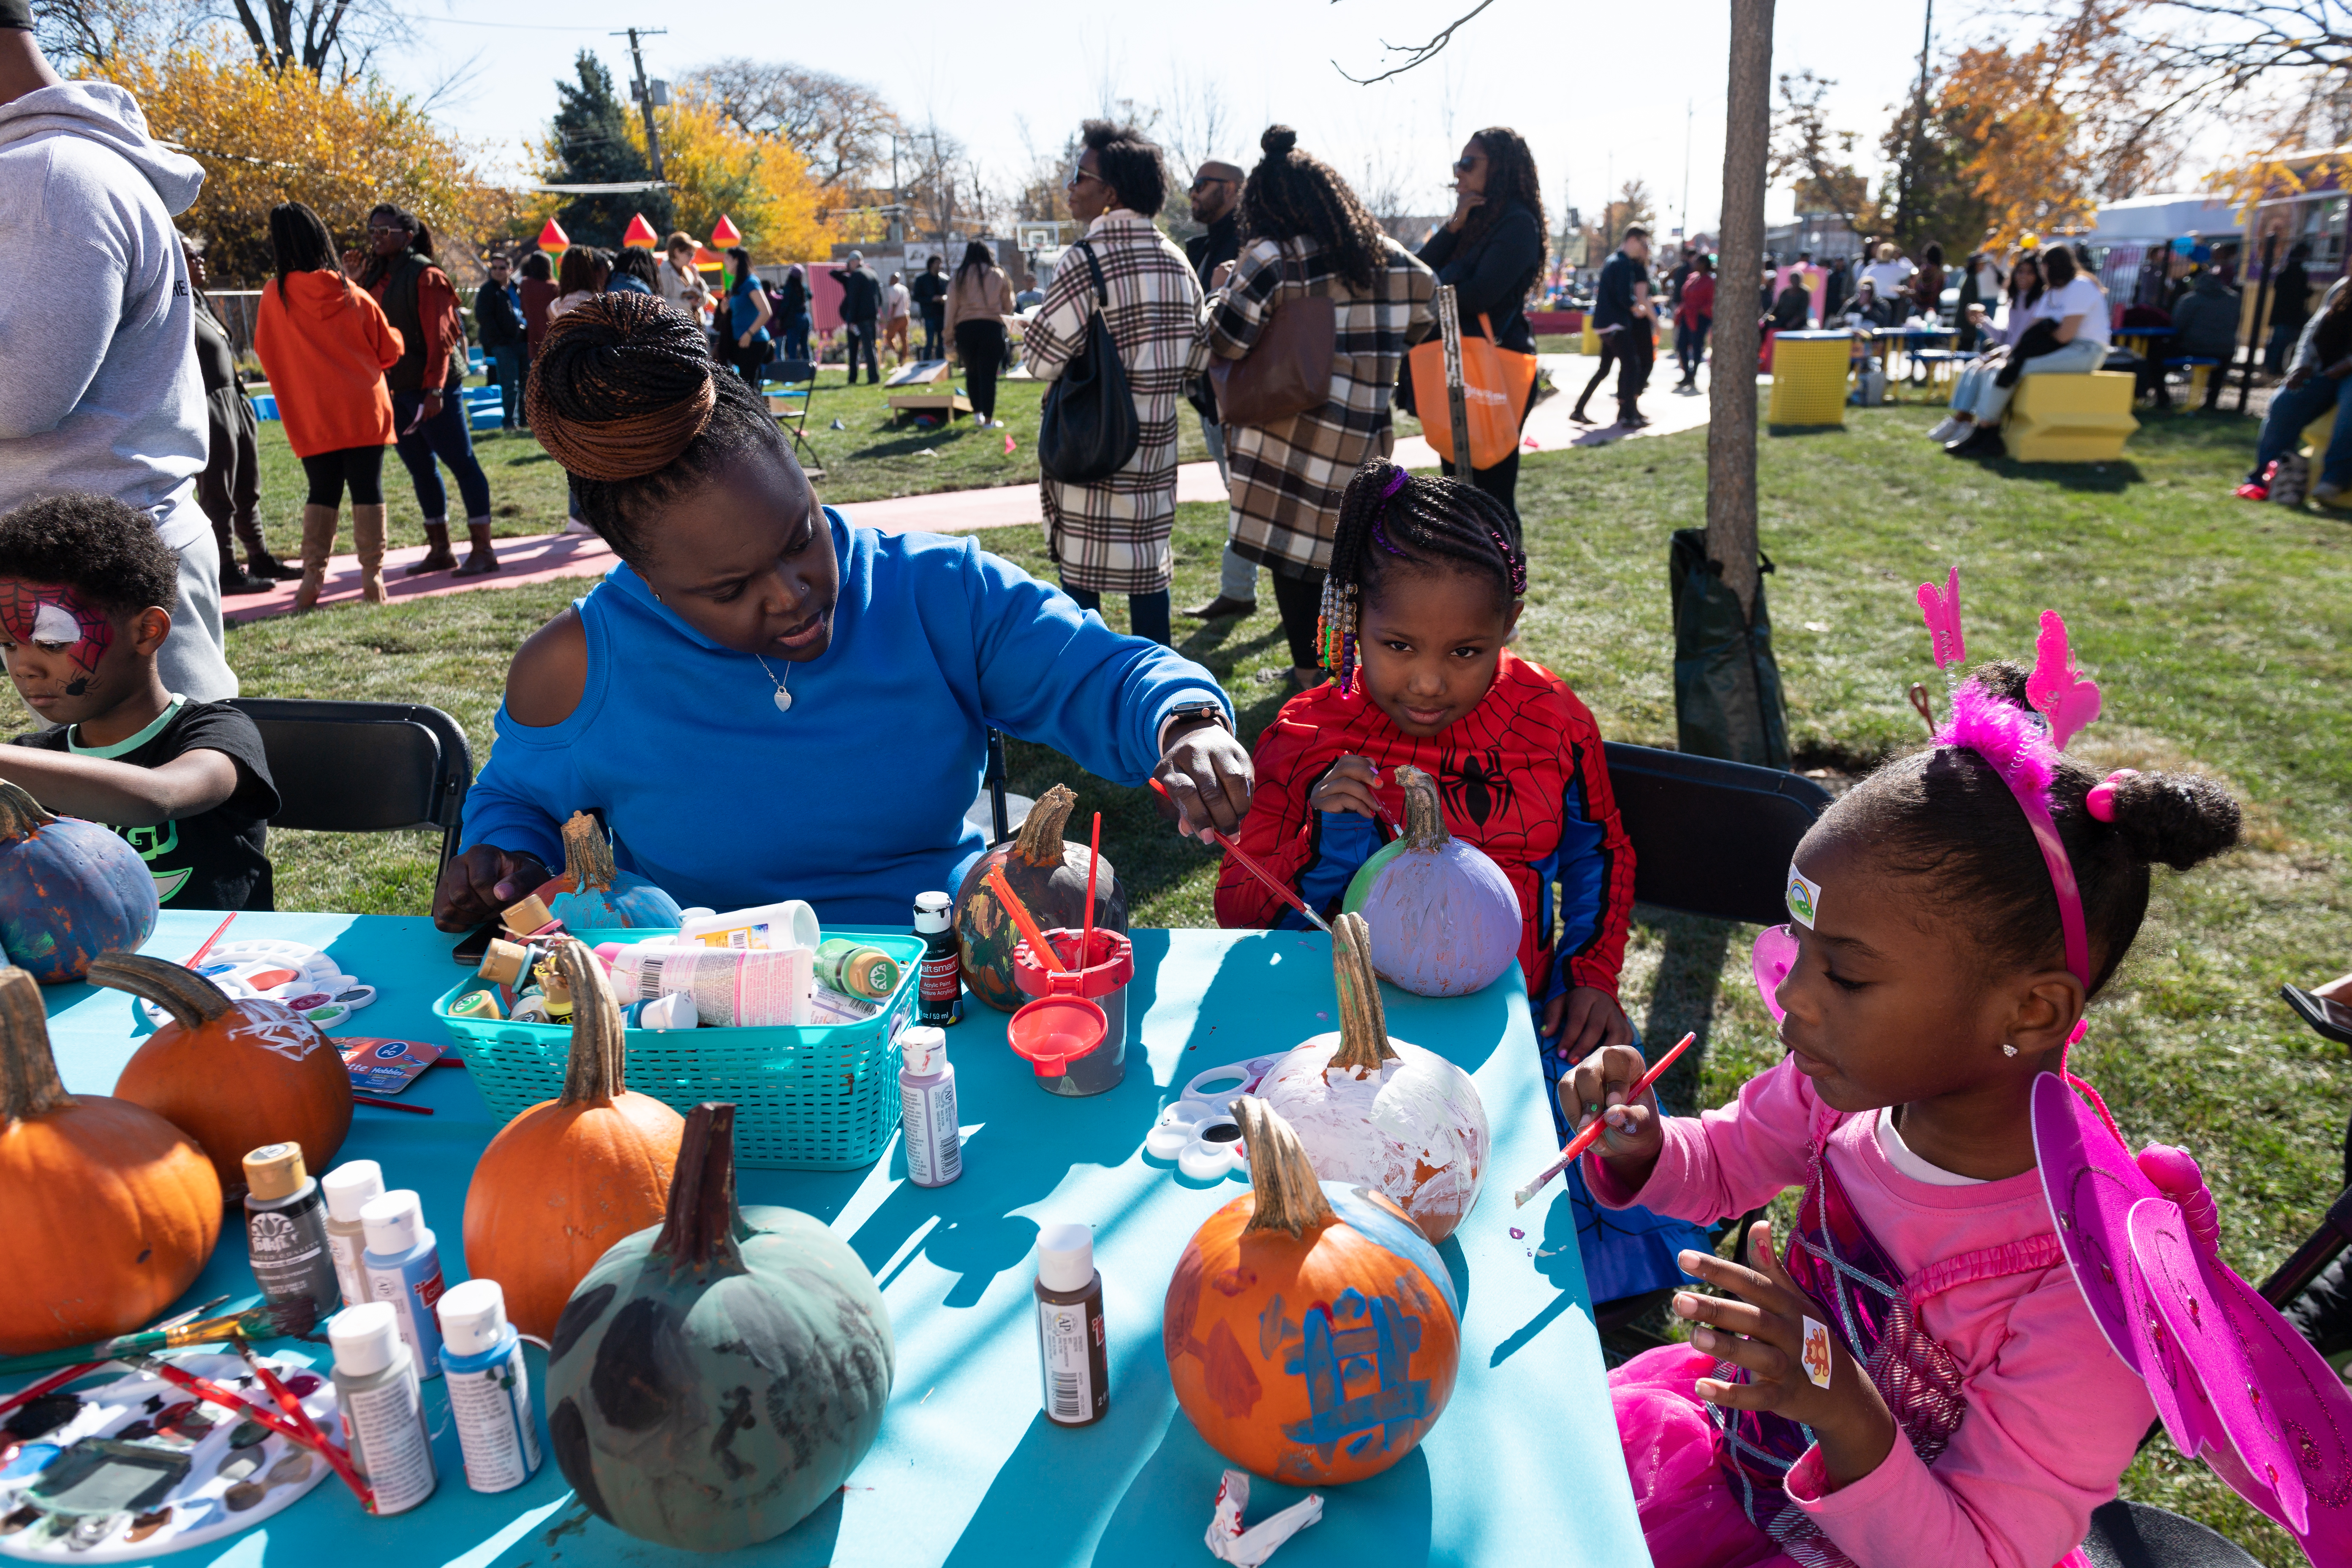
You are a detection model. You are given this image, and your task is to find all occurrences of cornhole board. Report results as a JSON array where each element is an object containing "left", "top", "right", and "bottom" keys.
[
  {"left": 887, "top": 390, "right": 973, "bottom": 425},
  {"left": 885, "top": 359, "right": 951, "bottom": 387}
]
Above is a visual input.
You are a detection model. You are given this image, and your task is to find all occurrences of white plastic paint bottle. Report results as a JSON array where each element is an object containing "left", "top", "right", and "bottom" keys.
[{"left": 898, "top": 1026, "right": 961, "bottom": 1188}]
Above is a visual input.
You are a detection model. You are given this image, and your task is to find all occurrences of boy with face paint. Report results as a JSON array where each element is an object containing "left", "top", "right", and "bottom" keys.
[{"left": 0, "top": 495, "right": 278, "bottom": 909}]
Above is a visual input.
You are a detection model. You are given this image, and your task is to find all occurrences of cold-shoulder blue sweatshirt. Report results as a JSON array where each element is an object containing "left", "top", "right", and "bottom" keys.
[{"left": 457, "top": 508, "right": 1233, "bottom": 923}]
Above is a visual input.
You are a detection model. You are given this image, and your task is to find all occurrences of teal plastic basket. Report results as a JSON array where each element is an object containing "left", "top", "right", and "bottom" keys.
[{"left": 431, "top": 928, "right": 922, "bottom": 1171}]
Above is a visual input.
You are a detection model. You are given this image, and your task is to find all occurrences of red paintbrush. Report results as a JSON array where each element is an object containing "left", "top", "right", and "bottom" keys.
[
  {"left": 1514, "top": 1031, "right": 1696, "bottom": 1206},
  {"left": 984, "top": 866, "right": 1067, "bottom": 973},
  {"left": 183, "top": 912, "right": 236, "bottom": 968},
  {"left": 1081, "top": 810, "right": 1101, "bottom": 965},
  {"left": 1148, "top": 777, "right": 1331, "bottom": 935}
]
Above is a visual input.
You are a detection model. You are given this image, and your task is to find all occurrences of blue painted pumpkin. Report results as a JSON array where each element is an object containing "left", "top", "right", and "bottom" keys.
[
  {"left": 545, "top": 1103, "right": 893, "bottom": 1551},
  {"left": 545, "top": 811, "right": 683, "bottom": 929},
  {"left": 0, "top": 782, "right": 157, "bottom": 983}
]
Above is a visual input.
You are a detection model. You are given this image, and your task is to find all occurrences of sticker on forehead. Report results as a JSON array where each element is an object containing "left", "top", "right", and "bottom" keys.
[{"left": 1785, "top": 866, "right": 1823, "bottom": 928}]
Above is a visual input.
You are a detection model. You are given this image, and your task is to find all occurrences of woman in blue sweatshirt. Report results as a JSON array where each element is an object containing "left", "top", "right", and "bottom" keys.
[{"left": 432, "top": 292, "right": 1251, "bottom": 930}]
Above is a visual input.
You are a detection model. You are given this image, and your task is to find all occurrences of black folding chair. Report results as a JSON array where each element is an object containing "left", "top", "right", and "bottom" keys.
[
  {"left": 1591, "top": 744, "right": 1835, "bottom": 1349},
  {"left": 2079, "top": 1499, "right": 2260, "bottom": 1568},
  {"left": 227, "top": 698, "right": 473, "bottom": 871},
  {"left": 765, "top": 359, "right": 824, "bottom": 478}
]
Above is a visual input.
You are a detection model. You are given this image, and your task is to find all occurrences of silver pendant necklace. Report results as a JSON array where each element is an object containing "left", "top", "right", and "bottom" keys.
[{"left": 754, "top": 653, "right": 793, "bottom": 713}]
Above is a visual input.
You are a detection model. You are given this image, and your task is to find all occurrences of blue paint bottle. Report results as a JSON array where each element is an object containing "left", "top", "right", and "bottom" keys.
[
  {"left": 359, "top": 1189, "right": 447, "bottom": 1378},
  {"left": 436, "top": 1279, "right": 542, "bottom": 1492}
]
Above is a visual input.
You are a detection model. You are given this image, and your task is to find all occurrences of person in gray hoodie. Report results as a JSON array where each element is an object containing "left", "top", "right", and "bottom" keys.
[{"left": 0, "top": 11, "right": 236, "bottom": 702}]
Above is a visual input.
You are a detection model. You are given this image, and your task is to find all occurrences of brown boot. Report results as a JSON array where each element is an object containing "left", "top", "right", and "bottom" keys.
[
  {"left": 293, "top": 503, "right": 338, "bottom": 611},
  {"left": 406, "top": 520, "right": 460, "bottom": 575},
  {"left": 451, "top": 518, "right": 502, "bottom": 578},
  {"left": 352, "top": 503, "right": 389, "bottom": 604}
]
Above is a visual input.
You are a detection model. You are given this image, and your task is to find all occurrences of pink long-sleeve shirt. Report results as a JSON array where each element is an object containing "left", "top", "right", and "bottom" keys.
[{"left": 1586, "top": 1056, "right": 2156, "bottom": 1568}]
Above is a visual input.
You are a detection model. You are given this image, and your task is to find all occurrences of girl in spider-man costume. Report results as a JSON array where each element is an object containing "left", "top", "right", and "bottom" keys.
[{"left": 1216, "top": 458, "right": 1711, "bottom": 1305}]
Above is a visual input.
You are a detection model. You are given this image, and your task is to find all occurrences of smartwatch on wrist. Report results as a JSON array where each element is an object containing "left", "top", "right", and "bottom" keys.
[{"left": 1161, "top": 703, "right": 1229, "bottom": 740}]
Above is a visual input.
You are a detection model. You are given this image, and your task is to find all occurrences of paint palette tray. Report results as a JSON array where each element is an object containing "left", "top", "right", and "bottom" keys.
[
  {"left": 139, "top": 941, "right": 377, "bottom": 1032},
  {"left": 0, "top": 1355, "right": 339, "bottom": 1560}
]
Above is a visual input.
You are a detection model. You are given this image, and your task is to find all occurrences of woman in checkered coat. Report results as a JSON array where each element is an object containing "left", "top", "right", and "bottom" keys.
[
  {"left": 1199, "top": 126, "right": 1436, "bottom": 692},
  {"left": 1023, "top": 120, "right": 1206, "bottom": 646}
]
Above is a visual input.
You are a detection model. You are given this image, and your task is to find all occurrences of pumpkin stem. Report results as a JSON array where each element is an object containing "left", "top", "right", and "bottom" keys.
[
  {"left": 1328, "top": 912, "right": 1398, "bottom": 1076},
  {"left": 1236, "top": 1096, "right": 1336, "bottom": 1238},
  {"left": 653, "top": 1102, "right": 751, "bottom": 1280},
  {"left": 559, "top": 811, "right": 618, "bottom": 894},
  {"left": 86, "top": 952, "right": 235, "bottom": 1031},
  {"left": 0, "top": 967, "right": 76, "bottom": 1121},
  {"left": 1395, "top": 765, "right": 1449, "bottom": 852},
  {"left": 0, "top": 780, "right": 58, "bottom": 841},
  {"left": 1013, "top": 784, "right": 1077, "bottom": 866},
  {"left": 555, "top": 939, "right": 627, "bottom": 1105}
]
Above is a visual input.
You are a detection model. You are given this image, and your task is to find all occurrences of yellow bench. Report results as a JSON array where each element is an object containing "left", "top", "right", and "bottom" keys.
[
  {"left": 2301, "top": 413, "right": 2336, "bottom": 462},
  {"left": 2005, "top": 371, "right": 2138, "bottom": 462},
  {"left": 1766, "top": 333, "right": 1850, "bottom": 427}
]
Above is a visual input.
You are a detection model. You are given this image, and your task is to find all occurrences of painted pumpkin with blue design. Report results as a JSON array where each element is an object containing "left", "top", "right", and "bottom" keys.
[
  {"left": 1342, "top": 764, "right": 1519, "bottom": 997},
  {"left": 544, "top": 811, "right": 683, "bottom": 929},
  {"left": 1164, "top": 1096, "right": 1461, "bottom": 1485},
  {"left": 0, "top": 781, "right": 156, "bottom": 983}
]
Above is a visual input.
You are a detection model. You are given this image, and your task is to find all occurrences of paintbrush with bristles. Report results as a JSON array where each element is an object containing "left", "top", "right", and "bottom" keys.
[{"left": 0, "top": 1298, "right": 318, "bottom": 1377}]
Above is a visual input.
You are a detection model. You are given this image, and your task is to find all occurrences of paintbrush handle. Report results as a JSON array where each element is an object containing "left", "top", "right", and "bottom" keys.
[
  {"left": 984, "top": 866, "right": 1067, "bottom": 972},
  {"left": 1147, "top": 777, "right": 1331, "bottom": 935},
  {"left": 1513, "top": 1032, "right": 1696, "bottom": 1206}
]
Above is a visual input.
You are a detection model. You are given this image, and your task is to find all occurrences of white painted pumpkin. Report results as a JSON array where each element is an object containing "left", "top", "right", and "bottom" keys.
[
  {"left": 1342, "top": 765, "right": 1521, "bottom": 996},
  {"left": 1257, "top": 913, "right": 1489, "bottom": 1241}
]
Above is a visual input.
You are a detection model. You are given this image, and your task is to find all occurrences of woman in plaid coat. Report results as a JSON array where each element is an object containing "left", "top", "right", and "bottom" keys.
[
  {"left": 1200, "top": 125, "right": 1436, "bottom": 691},
  {"left": 1024, "top": 120, "right": 1206, "bottom": 647}
]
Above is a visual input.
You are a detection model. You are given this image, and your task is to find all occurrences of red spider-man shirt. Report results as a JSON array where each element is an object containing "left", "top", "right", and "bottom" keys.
[{"left": 1217, "top": 648, "right": 1636, "bottom": 1004}]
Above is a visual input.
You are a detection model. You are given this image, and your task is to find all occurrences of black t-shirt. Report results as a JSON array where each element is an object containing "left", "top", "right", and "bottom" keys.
[{"left": 12, "top": 701, "right": 279, "bottom": 911}]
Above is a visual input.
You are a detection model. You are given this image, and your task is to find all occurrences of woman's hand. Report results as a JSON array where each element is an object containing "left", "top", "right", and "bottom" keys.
[
  {"left": 1563, "top": 1041, "right": 1665, "bottom": 1181},
  {"left": 1544, "top": 985, "right": 1633, "bottom": 1060},
  {"left": 1209, "top": 260, "right": 1237, "bottom": 290},
  {"left": 432, "top": 846, "right": 552, "bottom": 932},
  {"left": 1154, "top": 720, "right": 1252, "bottom": 842},
  {"left": 1676, "top": 1222, "right": 1899, "bottom": 1490},
  {"left": 1309, "top": 755, "right": 1384, "bottom": 819},
  {"left": 1445, "top": 188, "right": 1486, "bottom": 233}
]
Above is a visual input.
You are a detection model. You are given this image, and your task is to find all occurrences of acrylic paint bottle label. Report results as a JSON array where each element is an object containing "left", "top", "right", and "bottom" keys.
[
  {"left": 367, "top": 1261, "right": 447, "bottom": 1378},
  {"left": 901, "top": 1073, "right": 961, "bottom": 1187},
  {"left": 246, "top": 1188, "right": 340, "bottom": 1316},
  {"left": 338, "top": 1370, "right": 436, "bottom": 1514},
  {"left": 918, "top": 947, "right": 961, "bottom": 1026},
  {"left": 1035, "top": 1293, "right": 1108, "bottom": 1426},
  {"left": 444, "top": 1351, "right": 542, "bottom": 1492},
  {"left": 326, "top": 1228, "right": 370, "bottom": 1310}
]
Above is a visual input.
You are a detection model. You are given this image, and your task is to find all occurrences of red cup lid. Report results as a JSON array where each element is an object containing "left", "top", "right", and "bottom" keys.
[{"left": 1006, "top": 995, "right": 1107, "bottom": 1077}]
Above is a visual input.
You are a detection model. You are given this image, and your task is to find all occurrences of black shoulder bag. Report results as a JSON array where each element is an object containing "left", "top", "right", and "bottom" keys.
[{"left": 1037, "top": 241, "right": 1141, "bottom": 483}]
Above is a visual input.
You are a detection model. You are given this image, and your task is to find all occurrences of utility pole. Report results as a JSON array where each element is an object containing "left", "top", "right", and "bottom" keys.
[
  {"left": 1680, "top": 99, "right": 1694, "bottom": 244},
  {"left": 614, "top": 27, "right": 669, "bottom": 183},
  {"left": 1892, "top": 0, "right": 1933, "bottom": 250}
]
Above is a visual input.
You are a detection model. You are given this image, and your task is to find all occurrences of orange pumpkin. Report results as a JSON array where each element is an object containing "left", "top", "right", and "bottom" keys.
[
  {"left": 0, "top": 965, "right": 223, "bottom": 1355},
  {"left": 463, "top": 939, "right": 684, "bottom": 1339},
  {"left": 92, "top": 952, "right": 353, "bottom": 1189},
  {"left": 1164, "top": 1097, "right": 1462, "bottom": 1486}
]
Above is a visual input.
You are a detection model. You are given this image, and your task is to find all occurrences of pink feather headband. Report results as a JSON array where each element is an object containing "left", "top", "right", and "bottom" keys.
[{"left": 1921, "top": 570, "right": 2126, "bottom": 1048}]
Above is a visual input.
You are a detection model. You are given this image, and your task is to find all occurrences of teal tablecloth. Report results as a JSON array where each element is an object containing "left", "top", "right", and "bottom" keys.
[{"left": 35, "top": 911, "right": 1647, "bottom": 1567}]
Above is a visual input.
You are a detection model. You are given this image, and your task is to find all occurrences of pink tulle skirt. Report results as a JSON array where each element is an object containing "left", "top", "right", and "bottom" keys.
[{"left": 1611, "top": 1345, "right": 1798, "bottom": 1568}]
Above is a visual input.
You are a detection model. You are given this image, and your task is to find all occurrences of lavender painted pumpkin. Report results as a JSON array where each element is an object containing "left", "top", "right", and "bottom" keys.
[
  {"left": 1258, "top": 913, "right": 1489, "bottom": 1241},
  {"left": 544, "top": 811, "right": 683, "bottom": 930},
  {"left": 1341, "top": 765, "right": 1519, "bottom": 996},
  {"left": 0, "top": 782, "right": 157, "bottom": 984}
]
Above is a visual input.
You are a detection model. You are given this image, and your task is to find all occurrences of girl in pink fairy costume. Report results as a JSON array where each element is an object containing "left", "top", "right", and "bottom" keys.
[{"left": 1573, "top": 578, "right": 2352, "bottom": 1568}]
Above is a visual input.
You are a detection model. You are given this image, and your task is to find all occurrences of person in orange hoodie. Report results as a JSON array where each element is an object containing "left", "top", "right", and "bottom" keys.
[
  {"left": 361, "top": 203, "right": 498, "bottom": 579},
  {"left": 252, "top": 201, "right": 401, "bottom": 609}
]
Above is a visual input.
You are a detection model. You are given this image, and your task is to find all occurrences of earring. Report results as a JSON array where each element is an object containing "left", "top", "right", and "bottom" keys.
[{"left": 2002, "top": 1043, "right": 2019, "bottom": 1058}]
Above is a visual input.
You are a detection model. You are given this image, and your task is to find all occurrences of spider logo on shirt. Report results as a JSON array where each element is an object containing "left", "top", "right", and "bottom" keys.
[{"left": 1438, "top": 747, "right": 1514, "bottom": 828}]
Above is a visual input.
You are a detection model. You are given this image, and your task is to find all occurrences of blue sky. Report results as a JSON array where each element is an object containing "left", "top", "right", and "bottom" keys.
[{"left": 401, "top": 0, "right": 1983, "bottom": 234}]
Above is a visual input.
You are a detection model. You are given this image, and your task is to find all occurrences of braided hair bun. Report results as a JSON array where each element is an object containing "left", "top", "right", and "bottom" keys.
[{"left": 525, "top": 291, "right": 787, "bottom": 561}]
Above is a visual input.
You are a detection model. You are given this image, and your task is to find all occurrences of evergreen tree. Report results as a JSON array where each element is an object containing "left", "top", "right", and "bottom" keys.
[{"left": 547, "top": 51, "right": 670, "bottom": 246}]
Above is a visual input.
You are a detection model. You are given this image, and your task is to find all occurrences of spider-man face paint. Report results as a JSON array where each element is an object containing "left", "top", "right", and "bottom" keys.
[{"left": 0, "top": 581, "right": 114, "bottom": 699}]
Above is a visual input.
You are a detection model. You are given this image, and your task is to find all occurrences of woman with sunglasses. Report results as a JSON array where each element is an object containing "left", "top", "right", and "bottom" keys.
[
  {"left": 1022, "top": 119, "right": 1205, "bottom": 646},
  {"left": 1402, "top": 127, "right": 1549, "bottom": 524}
]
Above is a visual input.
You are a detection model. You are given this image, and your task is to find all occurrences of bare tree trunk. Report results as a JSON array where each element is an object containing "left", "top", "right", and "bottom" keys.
[{"left": 1707, "top": 0, "right": 1774, "bottom": 618}]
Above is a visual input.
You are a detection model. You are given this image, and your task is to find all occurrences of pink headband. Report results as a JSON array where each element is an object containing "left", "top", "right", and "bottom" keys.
[{"left": 1923, "top": 585, "right": 2104, "bottom": 1045}]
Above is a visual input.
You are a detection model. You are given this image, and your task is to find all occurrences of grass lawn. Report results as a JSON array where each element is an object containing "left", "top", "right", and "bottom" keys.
[
  {"left": 243, "top": 365, "right": 1209, "bottom": 562},
  {"left": 24, "top": 401, "right": 2346, "bottom": 1560}
]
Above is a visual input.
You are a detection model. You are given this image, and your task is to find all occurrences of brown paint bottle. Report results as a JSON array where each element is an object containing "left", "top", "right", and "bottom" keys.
[{"left": 1034, "top": 1223, "right": 1108, "bottom": 1426}]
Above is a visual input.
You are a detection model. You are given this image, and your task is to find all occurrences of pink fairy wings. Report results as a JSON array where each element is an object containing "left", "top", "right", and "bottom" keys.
[
  {"left": 2026, "top": 610, "right": 2102, "bottom": 751},
  {"left": 2034, "top": 1075, "right": 2352, "bottom": 1564},
  {"left": 1916, "top": 566, "right": 1965, "bottom": 672}
]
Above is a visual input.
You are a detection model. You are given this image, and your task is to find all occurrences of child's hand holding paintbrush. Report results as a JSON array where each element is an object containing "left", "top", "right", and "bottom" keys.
[{"left": 1560, "top": 1039, "right": 1679, "bottom": 1180}]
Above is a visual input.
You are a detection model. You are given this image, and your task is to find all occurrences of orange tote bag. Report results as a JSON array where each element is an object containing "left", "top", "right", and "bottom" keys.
[{"left": 1408, "top": 313, "right": 1539, "bottom": 470}]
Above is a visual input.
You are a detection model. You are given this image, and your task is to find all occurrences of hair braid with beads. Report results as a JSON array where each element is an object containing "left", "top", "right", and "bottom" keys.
[{"left": 1316, "top": 458, "right": 1527, "bottom": 696}]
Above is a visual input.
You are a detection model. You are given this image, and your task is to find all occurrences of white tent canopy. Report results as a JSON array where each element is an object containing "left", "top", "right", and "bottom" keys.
[{"left": 2088, "top": 193, "right": 2241, "bottom": 242}]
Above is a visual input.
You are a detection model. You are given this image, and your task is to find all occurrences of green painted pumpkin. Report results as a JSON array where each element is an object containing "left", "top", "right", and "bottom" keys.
[
  {"left": 953, "top": 784, "right": 1125, "bottom": 1011},
  {"left": 543, "top": 811, "right": 684, "bottom": 930},
  {"left": 0, "top": 782, "right": 157, "bottom": 984},
  {"left": 544, "top": 1102, "right": 894, "bottom": 1552}
]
